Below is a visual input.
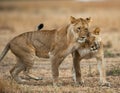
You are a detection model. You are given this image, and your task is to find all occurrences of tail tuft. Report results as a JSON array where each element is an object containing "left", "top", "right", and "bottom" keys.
[{"left": 37, "top": 23, "right": 44, "bottom": 30}]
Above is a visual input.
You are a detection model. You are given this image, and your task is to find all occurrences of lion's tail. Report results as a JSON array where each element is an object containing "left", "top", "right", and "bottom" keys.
[{"left": 0, "top": 43, "right": 10, "bottom": 62}]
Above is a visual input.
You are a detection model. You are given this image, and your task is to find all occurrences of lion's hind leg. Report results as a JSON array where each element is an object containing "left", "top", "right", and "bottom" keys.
[
  {"left": 22, "top": 54, "right": 42, "bottom": 81},
  {"left": 10, "top": 58, "right": 26, "bottom": 83},
  {"left": 23, "top": 67, "right": 43, "bottom": 81}
]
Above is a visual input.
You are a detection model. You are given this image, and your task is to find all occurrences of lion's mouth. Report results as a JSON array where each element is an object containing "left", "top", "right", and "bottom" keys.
[
  {"left": 90, "top": 41, "right": 100, "bottom": 52},
  {"left": 77, "top": 36, "right": 86, "bottom": 43}
]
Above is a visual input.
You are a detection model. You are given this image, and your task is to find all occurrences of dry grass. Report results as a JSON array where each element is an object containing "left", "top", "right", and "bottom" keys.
[
  {"left": 0, "top": 57, "right": 120, "bottom": 93},
  {"left": 0, "top": 0, "right": 120, "bottom": 93},
  {"left": 0, "top": 78, "right": 22, "bottom": 93}
]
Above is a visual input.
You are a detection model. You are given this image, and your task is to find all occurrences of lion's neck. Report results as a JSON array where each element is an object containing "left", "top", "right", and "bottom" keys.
[
  {"left": 55, "top": 25, "right": 69, "bottom": 46},
  {"left": 53, "top": 24, "right": 79, "bottom": 56},
  {"left": 67, "top": 24, "right": 77, "bottom": 44}
]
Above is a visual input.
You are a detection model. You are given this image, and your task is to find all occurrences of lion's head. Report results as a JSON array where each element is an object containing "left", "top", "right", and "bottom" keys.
[
  {"left": 83, "top": 27, "right": 101, "bottom": 51},
  {"left": 90, "top": 27, "right": 101, "bottom": 51},
  {"left": 67, "top": 16, "right": 91, "bottom": 43}
]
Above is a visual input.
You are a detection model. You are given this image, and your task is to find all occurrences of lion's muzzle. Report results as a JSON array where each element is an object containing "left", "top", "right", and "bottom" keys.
[
  {"left": 90, "top": 41, "right": 100, "bottom": 52},
  {"left": 77, "top": 36, "right": 87, "bottom": 43}
]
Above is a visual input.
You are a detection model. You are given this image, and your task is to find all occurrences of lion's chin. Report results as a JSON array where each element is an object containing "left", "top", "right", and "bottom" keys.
[{"left": 77, "top": 39, "right": 86, "bottom": 43}]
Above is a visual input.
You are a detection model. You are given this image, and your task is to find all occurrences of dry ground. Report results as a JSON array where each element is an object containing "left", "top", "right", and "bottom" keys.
[{"left": 0, "top": 0, "right": 120, "bottom": 93}]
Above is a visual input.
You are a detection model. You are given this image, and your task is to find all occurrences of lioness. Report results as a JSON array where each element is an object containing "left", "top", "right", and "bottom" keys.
[
  {"left": 0, "top": 16, "right": 95, "bottom": 86},
  {"left": 72, "top": 27, "right": 110, "bottom": 86},
  {"left": 37, "top": 23, "right": 109, "bottom": 86}
]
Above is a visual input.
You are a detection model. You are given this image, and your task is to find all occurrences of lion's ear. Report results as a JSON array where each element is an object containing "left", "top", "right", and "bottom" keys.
[
  {"left": 93, "top": 27, "right": 101, "bottom": 35},
  {"left": 86, "top": 17, "right": 92, "bottom": 23},
  {"left": 70, "top": 16, "right": 76, "bottom": 24}
]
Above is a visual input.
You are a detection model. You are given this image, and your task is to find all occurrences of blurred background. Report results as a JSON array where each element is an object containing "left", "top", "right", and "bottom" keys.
[
  {"left": 0, "top": 0, "right": 120, "bottom": 92},
  {"left": 0, "top": 0, "right": 120, "bottom": 51}
]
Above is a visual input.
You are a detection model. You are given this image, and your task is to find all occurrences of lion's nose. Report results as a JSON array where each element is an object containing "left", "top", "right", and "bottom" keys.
[
  {"left": 91, "top": 45, "right": 94, "bottom": 48},
  {"left": 81, "top": 36, "right": 86, "bottom": 39}
]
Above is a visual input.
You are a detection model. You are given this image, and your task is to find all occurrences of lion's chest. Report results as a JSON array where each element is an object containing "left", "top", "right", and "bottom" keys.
[
  {"left": 78, "top": 48, "right": 90, "bottom": 57},
  {"left": 78, "top": 48, "right": 95, "bottom": 59}
]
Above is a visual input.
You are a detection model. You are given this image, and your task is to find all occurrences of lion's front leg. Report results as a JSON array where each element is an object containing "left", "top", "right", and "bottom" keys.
[
  {"left": 49, "top": 53, "right": 65, "bottom": 86},
  {"left": 96, "top": 56, "right": 110, "bottom": 87},
  {"left": 72, "top": 51, "right": 84, "bottom": 86}
]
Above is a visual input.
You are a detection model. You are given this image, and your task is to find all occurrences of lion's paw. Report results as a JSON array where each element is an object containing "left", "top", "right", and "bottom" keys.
[
  {"left": 99, "top": 81, "right": 111, "bottom": 87},
  {"left": 73, "top": 80, "right": 84, "bottom": 87}
]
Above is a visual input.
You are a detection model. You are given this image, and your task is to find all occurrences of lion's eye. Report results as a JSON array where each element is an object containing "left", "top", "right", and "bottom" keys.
[
  {"left": 77, "top": 27, "right": 81, "bottom": 30},
  {"left": 85, "top": 28, "right": 88, "bottom": 31}
]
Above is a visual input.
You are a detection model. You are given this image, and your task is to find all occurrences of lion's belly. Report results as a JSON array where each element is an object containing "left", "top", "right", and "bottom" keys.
[
  {"left": 36, "top": 51, "right": 49, "bottom": 58},
  {"left": 32, "top": 39, "right": 52, "bottom": 58},
  {"left": 35, "top": 47, "right": 50, "bottom": 58}
]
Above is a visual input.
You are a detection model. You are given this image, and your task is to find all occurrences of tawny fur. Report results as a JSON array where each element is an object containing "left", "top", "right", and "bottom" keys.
[
  {"left": 72, "top": 28, "right": 110, "bottom": 86},
  {"left": 0, "top": 16, "right": 95, "bottom": 85}
]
